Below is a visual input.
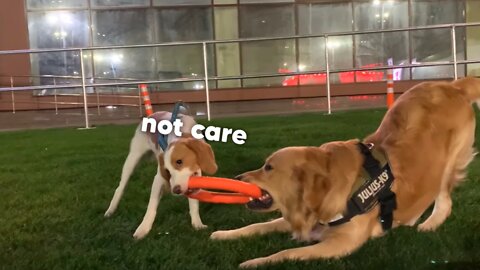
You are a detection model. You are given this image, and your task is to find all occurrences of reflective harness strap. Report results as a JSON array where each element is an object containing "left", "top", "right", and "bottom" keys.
[
  {"left": 158, "top": 102, "right": 186, "bottom": 151},
  {"left": 328, "top": 143, "right": 397, "bottom": 231}
]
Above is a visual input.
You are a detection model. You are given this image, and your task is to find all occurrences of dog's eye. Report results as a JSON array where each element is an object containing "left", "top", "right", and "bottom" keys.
[
  {"left": 264, "top": 164, "right": 273, "bottom": 171},
  {"left": 176, "top": 159, "right": 183, "bottom": 165}
]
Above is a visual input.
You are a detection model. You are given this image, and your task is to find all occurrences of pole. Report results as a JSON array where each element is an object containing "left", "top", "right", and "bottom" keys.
[
  {"left": 202, "top": 42, "right": 211, "bottom": 121},
  {"left": 138, "top": 86, "right": 143, "bottom": 117},
  {"left": 451, "top": 25, "right": 458, "bottom": 80},
  {"left": 79, "top": 49, "right": 91, "bottom": 129},
  {"left": 96, "top": 87, "right": 101, "bottom": 115},
  {"left": 10, "top": 76, "right": 15, "bottom": 114},
  {"left": 53, "top": 77, "right": 58, "bottom": 115},
  {"left": 324, "top": 35, "right": 331, "bottom": 115}
]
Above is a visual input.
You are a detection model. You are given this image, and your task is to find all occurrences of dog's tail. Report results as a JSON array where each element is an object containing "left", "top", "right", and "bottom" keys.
[{"left": 452, "top": 77, "right": 480, "bottom": 108}]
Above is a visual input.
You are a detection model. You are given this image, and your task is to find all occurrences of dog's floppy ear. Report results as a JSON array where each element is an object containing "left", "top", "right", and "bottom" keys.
[
  {"left": 158, "top": 153, "right": 171, "bottom": 184},
  {"left": 299, "top": 148, "right": 330, "bottom": 220},
  {"left": 185, "top": 138, "right": 218, "bottom": 175},
  {"left": 301, "top": 141, "right": 362, "bottom": 223}
]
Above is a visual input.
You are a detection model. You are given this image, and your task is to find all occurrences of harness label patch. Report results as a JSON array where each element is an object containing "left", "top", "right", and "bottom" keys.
[
  {"left": 352, "top": 166, "right": 393, "bottom": 212},
  {"left": 357, "top": 171, "right": 389, "bottom": 204}
]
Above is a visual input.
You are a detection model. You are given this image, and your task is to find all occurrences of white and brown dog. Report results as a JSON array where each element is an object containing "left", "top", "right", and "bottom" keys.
[{"left": 105, "top": 111, "right": 217, "bottom": 239}]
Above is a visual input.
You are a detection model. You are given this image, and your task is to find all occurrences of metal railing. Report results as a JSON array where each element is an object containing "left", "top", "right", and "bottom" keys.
[{"left": 1, "top": 22, "right": 480, "bottom": 128}]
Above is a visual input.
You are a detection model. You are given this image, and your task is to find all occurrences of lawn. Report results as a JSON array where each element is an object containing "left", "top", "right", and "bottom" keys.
[{"left": 0, "top": 109, "right": 479, "bottom": 270}]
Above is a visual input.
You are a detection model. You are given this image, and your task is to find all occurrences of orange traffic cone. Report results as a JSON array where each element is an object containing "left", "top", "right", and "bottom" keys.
[
  {"left": 139, "top": 84, "right": 153, "bottom": 116},
  {"left": 386, "top": 70, "right": 395, "bottom": 109}
]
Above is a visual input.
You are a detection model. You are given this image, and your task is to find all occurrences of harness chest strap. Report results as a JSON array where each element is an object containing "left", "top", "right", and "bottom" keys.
[{"left": 327, "top": 143, "right": 397, "bottom": 231}]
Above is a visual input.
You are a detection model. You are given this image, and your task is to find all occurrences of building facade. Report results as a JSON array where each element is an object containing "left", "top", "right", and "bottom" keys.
[{"left": 1, "top": 0, "right": 480, "bottom": 93}]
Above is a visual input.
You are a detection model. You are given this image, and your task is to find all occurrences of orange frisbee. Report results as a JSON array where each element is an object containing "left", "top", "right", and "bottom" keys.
[{"left": 187, "top": 176, "right": 262, "bottom": 204}]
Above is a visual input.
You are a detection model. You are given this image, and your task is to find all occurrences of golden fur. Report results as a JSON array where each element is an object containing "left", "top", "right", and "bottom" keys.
[{"left": 211, "top": 77, "right": 480, "bottom": 268}]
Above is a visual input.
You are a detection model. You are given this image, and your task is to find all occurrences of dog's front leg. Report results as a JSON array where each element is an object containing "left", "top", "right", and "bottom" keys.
[
  {"left": 188, "top": 198, "right": 207, "bottom": 229},
  {"left": 211, "top": 218, "right": 290, "bottom": 240},
  {"left": 133, "top": 171, "right": 165, "bottom": 240},
  {"left": 239, "top": 224, "right": 369, "bottom": 268}
]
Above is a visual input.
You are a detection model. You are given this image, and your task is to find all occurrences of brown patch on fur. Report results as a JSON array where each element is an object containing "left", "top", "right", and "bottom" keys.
[{"left": 158, "top": 153, "right": 171, "bottom": 188}]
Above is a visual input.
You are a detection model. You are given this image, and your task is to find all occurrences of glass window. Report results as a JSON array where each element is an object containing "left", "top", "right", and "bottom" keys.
[
  {"left": 92, "top": 10, "right": 154, "bottom": 82},
  {"left": 93, "top": 48, "right": 155, "bottom": 80},
  {"left": 411, "top": 0, "right": 466, "bottom": 79},
  {"left": 93, "top": 9, "right": 153, "bottom": 46},
  {"left": 91, "top": 0, "right": 149, "bottom": 7},
  {"left": 297, "top": 3, "right": 353, "bottom": 84},
  {"left": 214, "top": 0, "right": 237, "bottom": 4},
  {"left": 298, "top": 3, "right": 352, "bottom": 34},
  {"left": 26, "top": 0, "right": 87, "bottom": 10},
  {"left": 242, "top": 39, "right": 296, "bottom": 87},
  {"left": 28, "top": 11, "right": 91, "bottom": 87},
  {"left": 466, "top": 0, "right": 480, "bottom": 76},
  {"left": 155, "top": 45, "right": 215, "bottom": 90},
  {"left": 240, "top": 5, "right": 295, "bottom": 86},
  {"left": 354, "top": 0, "right": 409, "bottom": 81},
  {"left": 239, "top": 5, "right": 295, "bottom": 38},
  {"left": 154, "top": 0, "right": 210, "bottom": 6},
  {"left": 156, "top": 8, "right": 213, "bottom": 42},
  {"left": 216, "top": 43, "right": 241, "bottom": 88},
  {"left": 240, "top": 0, "right": 293, "bottom": 3},
  {"left": 215, "top": 7, "right": 240, "bottom": 88}
]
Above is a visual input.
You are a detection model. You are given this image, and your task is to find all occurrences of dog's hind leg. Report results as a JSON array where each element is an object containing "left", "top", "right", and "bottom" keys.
[
  {"left": 105, "top": 130, "right": 151, "bottom": 217},
  {"left": 418, "top": 126, "right": 476, "bottom": 232},
  {"left": 133, "top": 169, "right": 166, "bottom": 239},
  {"left": 417, "top": 191, "right": 452, "bottom": 232}
]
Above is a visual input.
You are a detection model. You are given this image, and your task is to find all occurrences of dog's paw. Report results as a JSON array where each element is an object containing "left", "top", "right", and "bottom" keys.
[
  {"left": 239, "top": 257, "right": 268, "bottom": 268},
  {"left": 210, "top": 230, "right": 236, "bottom": 240},
  {"left": 192, "top": 222, "right": 208, "bottom": 230},
  {"left": 417, "top": 222, "right": 438, "bottom": 232},
  {"left": 133, "top": 225, "right": 151, "bottom": 240},
  {"left": 104, "top": 209, "right": 115, "bottom": 217}
]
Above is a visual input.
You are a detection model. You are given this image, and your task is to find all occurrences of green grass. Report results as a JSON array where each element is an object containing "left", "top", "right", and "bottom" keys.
[{"left": 0, "top": 109, "right": 479, "bottom": 270}]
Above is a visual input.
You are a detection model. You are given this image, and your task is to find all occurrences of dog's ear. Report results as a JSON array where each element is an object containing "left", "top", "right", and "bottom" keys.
[
  {"left": 299, "top": 148, "right": 330, "bottom": 220},
  {"left": 185, "top": 139, "right": 218, "bottom": 175},
  {"left": 158, "top": 153, "right": 171, "bottom": 183},
  {"left": 301, "top": 142, "right": 362, "bottom": 223}
]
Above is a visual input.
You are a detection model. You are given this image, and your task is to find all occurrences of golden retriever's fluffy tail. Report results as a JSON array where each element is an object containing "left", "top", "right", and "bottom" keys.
[{"left": 452, "top": 77, "right": 480, "bottom": 107}]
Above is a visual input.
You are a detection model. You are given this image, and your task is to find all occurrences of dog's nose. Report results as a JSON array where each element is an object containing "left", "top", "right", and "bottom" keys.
[
  {"left": 234, "top": 174, "right": 244, "bottom": 181},
  {"left": 172, "top": 185, "right": 182, "bottom": 194}
]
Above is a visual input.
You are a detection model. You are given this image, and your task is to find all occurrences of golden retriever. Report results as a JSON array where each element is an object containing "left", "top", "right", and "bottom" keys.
[{"left": 211, "top": 77, "right": 480, "bottom": 268}]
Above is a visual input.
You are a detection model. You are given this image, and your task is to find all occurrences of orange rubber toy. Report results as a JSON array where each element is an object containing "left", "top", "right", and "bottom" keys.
[{"left": 186, "top": 176, "right": 262, "bottom": 204}]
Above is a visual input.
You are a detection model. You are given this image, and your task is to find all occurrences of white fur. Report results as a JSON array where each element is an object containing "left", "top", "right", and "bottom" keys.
[{"left": 105, "top": 112, "right": 206, "bottom": 239}]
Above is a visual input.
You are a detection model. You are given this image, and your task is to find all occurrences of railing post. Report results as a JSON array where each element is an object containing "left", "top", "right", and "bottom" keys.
[
  {"left": 10, "top": 76, "right": 15, "bottom": 114},
  {"left": 138, "top": 86, "right": 143, "bottom": 117},
  {"left": 202, "top": 42, "right": 211, "bottom": 121},
  {"left": 451, "top": 25, "right": 458, "bottom": 80},
  {"left": 324, "top": 35, "right": 331, "bottom": 115},
  {"left": 96, "top": 87, "right": 101, "bottom": 115},
  {"left": 53, "top": 77, "right": 58, "bottom": 115},
  {"left": 79, "top": 49, "right": 91, "bottom": 129}
]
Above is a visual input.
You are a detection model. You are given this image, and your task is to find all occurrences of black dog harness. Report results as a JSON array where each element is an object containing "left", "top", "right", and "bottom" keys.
[{"left": 328, "top": 143, "right": 397, "bottom": 231}]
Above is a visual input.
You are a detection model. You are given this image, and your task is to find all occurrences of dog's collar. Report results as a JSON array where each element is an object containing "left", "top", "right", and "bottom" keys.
[{"left": 325, "top": 143, "right": 397, "bottom": 231}]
